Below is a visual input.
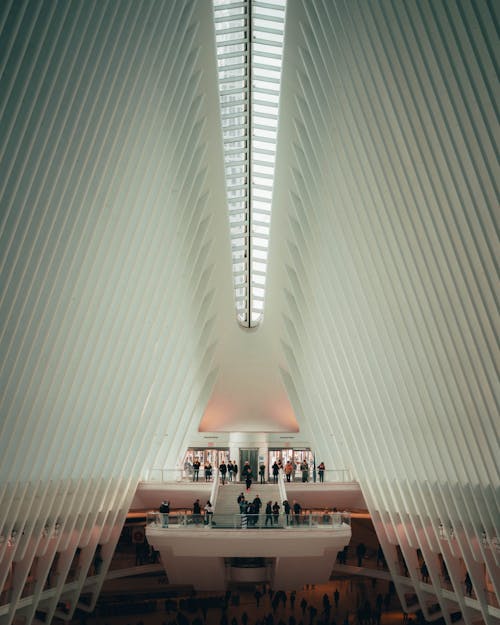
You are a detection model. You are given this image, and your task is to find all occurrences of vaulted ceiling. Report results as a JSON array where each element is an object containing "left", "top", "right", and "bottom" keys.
[{"left": 0, "top": 1, "right": 498, "bottom": 624}]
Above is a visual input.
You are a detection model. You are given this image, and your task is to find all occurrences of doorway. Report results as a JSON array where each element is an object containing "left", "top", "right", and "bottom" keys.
[{"left": 239, "top": 448, "right": 258, "bottom": 483}]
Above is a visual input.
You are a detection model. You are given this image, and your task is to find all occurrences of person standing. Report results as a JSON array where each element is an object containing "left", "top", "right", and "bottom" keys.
[
  {"left": 334, "top": 588, "right": 340, "bottom": 608},
  {"left": 272, "top": 501, "right": 280, "bottom": 524},
  {"left": 193, "top": 498, "right": 201, "bottom": 524},
  {"left": 159, "top": 500, "right": 170, "bottom": 527},
  {"left": 259, "top": 462, "right": 266, "bottom": 484},
  {"left": 272, "top": 461, "right": 279, "bottom": 483},
  {"left": 232, "top": 461, "right": 239, "bottom": 482},
  {"left": 204, "top": 500, "right": 213, "bottom": 525},
  {"left": 283, "top": 499, "right": 291, "bottom": 525},
  {"left": 293, "top": 500, "right": 301, "bottom": 525},
  {"left": 252, "top": 494, "right": 262, "bottom": 526},
  {"left": 192, "top": 458, "right": 201, "bottom": 481},
  {"left": 356, "top": 542, "right": 367, "bottom": 566},
  {"left": 285, "top": 460, "right": 294, "bottom": 482},
  {"left": 265, "top": 501, "right": 273, "bottom": 526},
  {"left": 204, "top": 461, "right": 212, "bottom": 481},
  {"left": 318, "top": 461, "right": 325, "bottom": 482},
  {"left": 300, "top": 460, "right": 309, "bottom": 482},
  {"left": 227, "top": 460, "right": 234, "bottom": 481}
]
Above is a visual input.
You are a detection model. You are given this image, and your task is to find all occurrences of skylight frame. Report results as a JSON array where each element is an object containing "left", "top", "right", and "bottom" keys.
[{"left": 214, "top": 0, "right": 285, "bottom": 328}]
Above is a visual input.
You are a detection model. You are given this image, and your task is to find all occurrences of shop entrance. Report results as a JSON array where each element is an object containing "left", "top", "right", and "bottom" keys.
[
  {"left": 268, "top": 448, "right": 314, "bottom": 481},
  {"left": 239, "top": 448, "right": 259, "bottom": 483}
]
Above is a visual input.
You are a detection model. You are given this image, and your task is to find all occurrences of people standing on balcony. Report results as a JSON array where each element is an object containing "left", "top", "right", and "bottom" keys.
[
  {"left": 227, "top": 460, "right": 234, "bottom": 481},
  {"left": 285, "top": 460, "right": 293, "bottom": 482},
  {"left": 159, "top": 500, "right": 170, "bottom": 527},
  {"left": 192, "top": 458, "right": 200, "bottom": 482},
  {"left": 204, "top": 461, "right": 212, "bottom": 481},
  {"left": 318, "top": 461, "right": 325, "bottom": 482},
  {"left": 219, "top": 460, "right": 227, "bottom": 485},
  {"left": 265, "top": 501, "right": 273, "bottom": 526},
  {"left": 272, "top": 461, "right": 279, "bottom": 483},
  {"left": 259, "top": 462, "right": 266, "bottom": 483},
  {"left": 272, "top": 501, "right": 280, "bottom": 524}
]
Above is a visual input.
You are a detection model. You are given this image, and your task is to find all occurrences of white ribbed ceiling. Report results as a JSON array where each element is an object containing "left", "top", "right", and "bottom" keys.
[{"left": 0, "top": 1, "right": 498, "bottom": 624}]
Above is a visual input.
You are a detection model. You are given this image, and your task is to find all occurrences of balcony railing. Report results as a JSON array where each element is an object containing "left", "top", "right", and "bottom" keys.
[
  {"left": 146, "top": 511, "right": 351, "bottom": 530},
  {"left": 143, "top": 467, "right": 354, "bottom": 483}
]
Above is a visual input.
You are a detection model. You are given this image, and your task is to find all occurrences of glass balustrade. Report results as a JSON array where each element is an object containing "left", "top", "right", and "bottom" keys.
[{"left": 146, "top": 511, "right": 350, "bottom": 529}]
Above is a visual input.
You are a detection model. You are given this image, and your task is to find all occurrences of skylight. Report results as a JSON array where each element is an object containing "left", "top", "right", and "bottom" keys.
[{"left": 214, "top": 0, "right": 286, "bottom": 328}]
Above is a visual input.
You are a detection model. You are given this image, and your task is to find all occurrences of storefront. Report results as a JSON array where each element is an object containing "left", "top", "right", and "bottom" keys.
[
  {"left": 182, "top": 448, "right": 230, "bottom": 479},
  {"left": 267, "top": 449, "right": 314, "bottom": 481}
]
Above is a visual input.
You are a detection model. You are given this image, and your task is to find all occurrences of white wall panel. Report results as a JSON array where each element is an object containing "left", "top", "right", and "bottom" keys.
[
  {"left": 268, "top": 1, "right": 498, "bottom": 622},
  {"left": 0, "top": 1, "right": 228, "bottom": 623}
]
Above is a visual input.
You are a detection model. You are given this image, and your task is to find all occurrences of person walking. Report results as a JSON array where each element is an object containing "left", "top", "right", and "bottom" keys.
[
  {"left": 219, "top": 460, "right": 227, "bottom": 485},
  {"left": 242, "top": 461, "right": 253, "bottom": 490}
]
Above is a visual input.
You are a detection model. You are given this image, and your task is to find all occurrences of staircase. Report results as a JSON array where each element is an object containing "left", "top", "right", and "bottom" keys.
[{"left": 213, "top": 481, "right": 284, "bottom": 528}]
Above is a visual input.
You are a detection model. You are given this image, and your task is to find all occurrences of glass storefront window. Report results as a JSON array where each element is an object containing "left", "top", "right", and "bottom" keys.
[
  {"left": 182, "top": 448, "right": 230, "bottom": 480},
  {"left": 267, "top": 449, "right": 314, "bottom": 481}
]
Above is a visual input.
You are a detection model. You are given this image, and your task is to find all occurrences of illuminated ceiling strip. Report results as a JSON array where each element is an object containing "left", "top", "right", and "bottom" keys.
[{"left": 214, "top": 0, "right": 285, "bottom": 327}]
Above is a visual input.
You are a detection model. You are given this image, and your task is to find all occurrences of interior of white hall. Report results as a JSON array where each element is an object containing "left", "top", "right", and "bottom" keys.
[{"left": 0, "top": 1, "right": 498, "bottom": 625}]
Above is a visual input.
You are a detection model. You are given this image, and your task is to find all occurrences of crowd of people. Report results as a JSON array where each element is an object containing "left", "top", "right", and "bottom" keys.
[
  {"left": 235, "top": 493, "right": 307, "bottom": 527},
  {"left": 185, "top": 459, "right": 328, "bottom": 484},
  {"left": 87, "top": 579, "right": 405, "bottom": 625}
]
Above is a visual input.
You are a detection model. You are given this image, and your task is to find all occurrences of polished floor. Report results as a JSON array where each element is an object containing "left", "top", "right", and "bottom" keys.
[{"left": 78, "top": 577, "right": 407, "bottom": 625}]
